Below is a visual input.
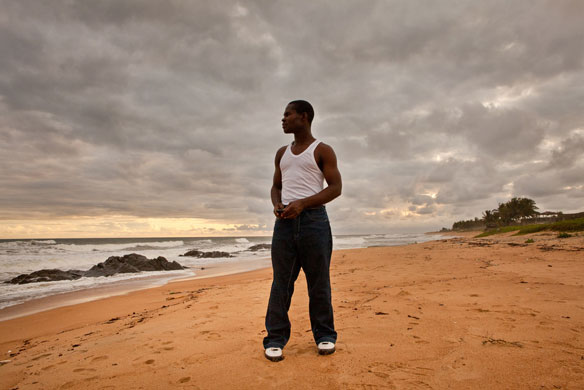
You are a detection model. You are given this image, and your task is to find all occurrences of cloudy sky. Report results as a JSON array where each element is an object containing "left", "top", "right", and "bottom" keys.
[{"left": 1, "top": 0, "right": 583, "bottom": 238}]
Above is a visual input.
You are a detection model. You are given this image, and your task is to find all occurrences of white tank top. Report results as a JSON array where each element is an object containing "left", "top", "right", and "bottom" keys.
[{"left": 281, "top": 140, "right": 324, "bottom": 205}]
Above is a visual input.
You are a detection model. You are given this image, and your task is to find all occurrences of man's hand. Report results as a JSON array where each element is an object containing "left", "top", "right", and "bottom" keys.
[
  {"left": 281, "top": 200, "right": 305, "bottom": 219},
  {"left": 274, "top": 202, "right": 285, "bottom": 219}
]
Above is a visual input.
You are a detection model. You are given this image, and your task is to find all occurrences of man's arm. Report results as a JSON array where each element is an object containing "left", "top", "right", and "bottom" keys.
[
  {"left": 271, "top": 146, "right": 287, "bottom": 217},
  {"left": 281, "top": 143, "right": 342, "bottom": 219}
]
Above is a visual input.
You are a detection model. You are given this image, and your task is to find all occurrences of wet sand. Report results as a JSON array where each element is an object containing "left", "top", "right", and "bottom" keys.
[{"left": 0, "top": 231, "right": 583, "bottom": 389}]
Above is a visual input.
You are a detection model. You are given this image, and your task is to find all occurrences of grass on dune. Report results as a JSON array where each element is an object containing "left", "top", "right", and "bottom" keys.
[
  {"left": 475, "top": 218, "right": 584, "bottom": 238},
  {"left": 476, "top": 226, "right": 523, "bottom": 237}
]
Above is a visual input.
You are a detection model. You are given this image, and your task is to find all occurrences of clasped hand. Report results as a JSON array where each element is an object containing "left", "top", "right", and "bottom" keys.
[{"left": 274, "top": 200, "right": 305, "bottom": 219}]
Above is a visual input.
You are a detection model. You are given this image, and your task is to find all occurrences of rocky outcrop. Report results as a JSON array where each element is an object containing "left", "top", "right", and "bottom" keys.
[
  {"left": 247, "top": 244, "right": 271, "bottom": 251},
  {"left": 180, "top": 250, "right": 232, "bottom": 258},
  {"left": 7, "top": 269, "right": 85, "bottom": 285},
  {"left": 84, "top": 253, "right": 184, "bottom": 277},
  {"left": 6, "top": 254, "right": 184, "bottom": 284}
]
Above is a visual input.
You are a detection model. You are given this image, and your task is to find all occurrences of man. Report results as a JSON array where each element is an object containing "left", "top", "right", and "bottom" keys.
[{"left": 263, "top": 100, "right": 342, "bottom": 362}]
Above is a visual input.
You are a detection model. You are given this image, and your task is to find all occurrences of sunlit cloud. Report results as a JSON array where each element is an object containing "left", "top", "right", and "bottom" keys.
[{"left": 0, "top": 216, "right": 271, "bottom": 239}]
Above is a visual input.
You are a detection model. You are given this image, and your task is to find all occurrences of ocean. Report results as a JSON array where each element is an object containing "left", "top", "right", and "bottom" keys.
[{"left": 0, "top": 233, "right": 448, "bottom": 312}]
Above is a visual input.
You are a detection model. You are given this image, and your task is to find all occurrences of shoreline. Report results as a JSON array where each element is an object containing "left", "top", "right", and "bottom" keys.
[
  {"left": 0, "top": 256, "right": 271, "bottom": 322},
  {"left": 1, "top": 232, "right": 582, "bottom": 389},
  {"left": 0, "top": 234, "right": 456, "bottom": 322}
]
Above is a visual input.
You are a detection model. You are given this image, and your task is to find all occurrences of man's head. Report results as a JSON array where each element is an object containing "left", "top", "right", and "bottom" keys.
[
  {"left": 282, "top": 100, "right": 314, "bottom": 134},
  {"left": 288, "top": 100, "right": 314, "bottom": 124}
]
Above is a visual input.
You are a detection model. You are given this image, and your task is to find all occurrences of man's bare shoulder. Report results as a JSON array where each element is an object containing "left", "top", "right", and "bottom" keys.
[
  {"left": 315, "top": 142, "right": 337, "bottom": 159},
  {"left": 316, "top": 142, "right": 335, "bottom": 152}
]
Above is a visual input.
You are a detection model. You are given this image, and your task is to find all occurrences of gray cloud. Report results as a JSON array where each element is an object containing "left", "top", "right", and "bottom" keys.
[{"left": 1, "top": 0, "right": 583, "bottom": 236}]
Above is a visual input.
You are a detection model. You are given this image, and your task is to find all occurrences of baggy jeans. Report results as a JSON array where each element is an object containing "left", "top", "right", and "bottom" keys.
[{"left": 263, "top": 206, "right": 337, "bottom": 349}]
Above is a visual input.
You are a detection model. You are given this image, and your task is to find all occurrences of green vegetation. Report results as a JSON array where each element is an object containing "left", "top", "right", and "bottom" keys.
[
  {"left": 557, "top": 232, "right": 572, "bottom": 238},
  {"left": 453, "top": 196, "right": 584, "bottom": 237},
  {"left": 513, "top": 225, "right": 547, "bottom": 235},
  {"left": 525, "top": 239, "right": 534, "bottom": 243},
  {"left": 476, "top": 226, "right": 522, "bottom": 237},
  {"left": 482, "top": 197, "right": 538, "bottom": 228},
  {"left": 475, "top": 218, "right": 584, "bottom": 238},
  {"left": 452, "top": 217, "right": 484, "bottom": 231},
  {"left": 453, "top": 197, "right": 539, "bottom": 231},
  {"left": 550, "top": 218, "right": 584, "bottom": 232}
]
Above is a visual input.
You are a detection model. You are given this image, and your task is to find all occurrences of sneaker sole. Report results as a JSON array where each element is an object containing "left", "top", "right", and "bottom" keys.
[
  {"left": 264, "top": 352, "right": 284, "bottom": 362},
  {"left": 318, "top": 347, "right": 336, "bottom": 355}
]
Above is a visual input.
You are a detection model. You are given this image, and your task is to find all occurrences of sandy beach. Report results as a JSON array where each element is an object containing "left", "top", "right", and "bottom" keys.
[{"left": 1, "top": 232, "right": 583, "bottom": 389}]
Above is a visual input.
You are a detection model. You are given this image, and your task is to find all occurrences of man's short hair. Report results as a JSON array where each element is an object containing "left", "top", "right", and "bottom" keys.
[{"left": 289, "top": 100, "right": 314, "bottom": 124}]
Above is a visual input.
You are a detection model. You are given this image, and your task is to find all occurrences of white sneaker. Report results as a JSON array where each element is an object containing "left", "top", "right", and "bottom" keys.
[
  {"left": 318, "top": 341, "right": 336, "bottom": 355},
  {"left": 264, "top": 347, "right": 284, "bottom": 362}
]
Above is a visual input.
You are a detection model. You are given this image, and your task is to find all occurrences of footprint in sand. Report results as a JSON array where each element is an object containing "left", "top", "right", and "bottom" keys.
[
  {"left": 178, "top": 377, "right": 191, "bottom": 383},
  {"left": 73, "top": 368, "right": 97, "bottom": 373},
  {"left": 341, "top": 382, "right": 387, "bottom": 389},
  {"left": 367, "top": 362, "right": 394, "bottom": 380},
  {"left": 31, "top": 353, "right": 52, "bottom": 361},
  {"left": 199, "top": 330, "right": 221, "bottom": 340},
  {"left": 205, "top": 332, "right": 221, "bottom": 340},
  {"left": 91, "top": 356, "right": 108, "bottom": 362},
  {"left": 145, "top": 359, "right": 155, "bottom": 364}
]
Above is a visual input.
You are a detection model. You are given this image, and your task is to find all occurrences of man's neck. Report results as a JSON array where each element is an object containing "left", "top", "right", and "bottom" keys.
[{"left": 293, "top": 128, "right": 315, "bottom": 145}]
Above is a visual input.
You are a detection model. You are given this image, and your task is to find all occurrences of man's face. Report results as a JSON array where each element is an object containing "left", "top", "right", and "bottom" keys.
[{"left": 282, "top": 104, "right": 305, "bottom": 134}]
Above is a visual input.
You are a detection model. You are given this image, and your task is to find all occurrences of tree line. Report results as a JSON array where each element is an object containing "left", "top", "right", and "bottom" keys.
[{"left": 452, "top": 197, "right": 539, "bottom": 231}]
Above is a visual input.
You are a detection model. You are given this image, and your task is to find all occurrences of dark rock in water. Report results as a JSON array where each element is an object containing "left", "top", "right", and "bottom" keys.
[
  {"left": 5, "top": 254, "right": 184, "bottom": 284},
  {"left": 84, "top": 253, "right": 184, "bottom": 277},
  {"left": 180, "top": 250, "right": 232, "bottom": 258},
  {"left": 247, "top": 244, "right": 271, "bottom": 252},
  {"left": 7, "top": 269, "right": 85, "bottom": 285}
]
